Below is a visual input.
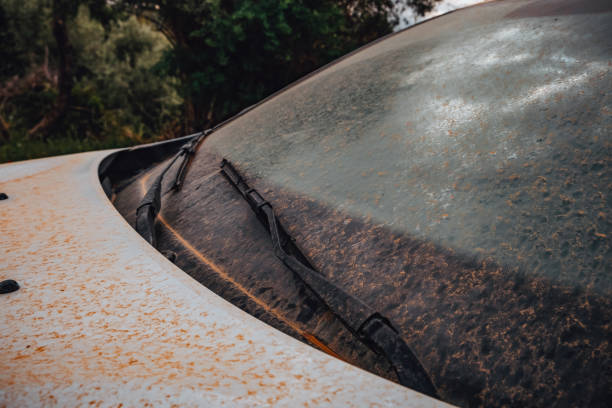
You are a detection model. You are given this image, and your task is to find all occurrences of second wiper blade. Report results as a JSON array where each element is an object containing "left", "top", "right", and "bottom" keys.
[
  {"left": 136, "top": 130, "right": 210, "bottom": 247},
  {"left": 220, "top": 159, "right": 438, "bottom": 398}
]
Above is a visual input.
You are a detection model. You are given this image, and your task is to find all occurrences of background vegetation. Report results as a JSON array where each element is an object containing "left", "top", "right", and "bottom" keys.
[{"left": 0, "top": 0, "right": 438, "bottom": 163}]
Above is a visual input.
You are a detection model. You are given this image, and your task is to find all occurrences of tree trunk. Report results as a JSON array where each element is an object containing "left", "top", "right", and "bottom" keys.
[
  {"left": 28, "top": 1, "right": 73, "bottom": 138},
  {"left": 183, "top": 96, "right": 196, "bottom": 134},
  {"left": 0, "top": 112, "right": 9, "bottom": 141}
]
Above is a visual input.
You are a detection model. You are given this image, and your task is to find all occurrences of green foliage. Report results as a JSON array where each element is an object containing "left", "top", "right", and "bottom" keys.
[
  {"left": 70, "top": 8, "right": 182, "bottom": 137},
  {"left": 137, "top": 0, "right": 401, "bottom": 129},
  {"left": 0, "top": 129, "right": 137, "bottom": 163},
  {"left": 1, "top": 1, "right": 181, "bottom": 162},
  {"left": 1, "top": 0, "right": 438, "bottom": 162},
  {"left": 0, "top": 0, "right": 52, "bottom": 81}
]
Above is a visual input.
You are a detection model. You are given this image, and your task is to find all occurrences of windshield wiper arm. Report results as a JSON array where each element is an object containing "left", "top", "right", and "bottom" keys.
[
  {"left": 135, "top": 130, "right": 210, "bottom": 247},
  {"left": 171, "top": 130, "right": 212, "bottom": 191},
  {"left": 220, "top": 159, "right": 438, "bottom": 398}
]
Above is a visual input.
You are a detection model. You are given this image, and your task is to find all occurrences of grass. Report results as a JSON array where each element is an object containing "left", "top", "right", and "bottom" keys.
[{"left": 0, "top": 132, "right": 164, "bottom": 164}]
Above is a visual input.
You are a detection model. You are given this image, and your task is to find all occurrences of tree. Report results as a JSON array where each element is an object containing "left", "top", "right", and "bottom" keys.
[
  {"left": 27, "top": 0, "right": 118, "bottom": 137},
  {"left": 0, "top": 0, "right": 439, "bottom": 161},
  {"left": 27, "top": 0, "right": 77, "bottom": 137},
  {"left": 0, "top": 0, "right": 181, "bottom": 161},
  {"left": 122, "top": 0, "right": 439, "bottom": 132}
]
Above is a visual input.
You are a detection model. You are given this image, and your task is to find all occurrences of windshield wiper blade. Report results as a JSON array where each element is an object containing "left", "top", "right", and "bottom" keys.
[
  {"left": 135, "top": 130, "right": 209, "bottom": 247},
  {"left": 220, "top": 159, "right": 438, "bottom": 398}
]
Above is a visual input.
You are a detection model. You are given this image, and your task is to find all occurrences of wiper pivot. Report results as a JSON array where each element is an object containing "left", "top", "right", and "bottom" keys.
[
  {"left": 220, "top": 159, "right": 438, "bottom": 398},
  {"left": 171, "top": 130, "right": 211, "bottom": 191}
]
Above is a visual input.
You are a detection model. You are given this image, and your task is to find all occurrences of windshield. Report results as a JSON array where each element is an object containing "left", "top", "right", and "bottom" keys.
[
  {"left": 205, "top": 2, "right": 611, "bottom": 293},
  {"left": 196, "top": 1, "right": 611, "bottom": 405}
]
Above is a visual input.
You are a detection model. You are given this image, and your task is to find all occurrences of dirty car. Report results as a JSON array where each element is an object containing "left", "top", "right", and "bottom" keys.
[{"left": 2, "top": 0, "right": 611, "bottom": 406}]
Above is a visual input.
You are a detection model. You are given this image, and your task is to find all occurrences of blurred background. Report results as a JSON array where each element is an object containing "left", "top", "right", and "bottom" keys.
[{"left": 0, "top": 0, "right": 483, "bottom": 163}]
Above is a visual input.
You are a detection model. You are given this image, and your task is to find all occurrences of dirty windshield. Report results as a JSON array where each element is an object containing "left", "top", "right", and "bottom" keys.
[
  {"left": 194, "top": 2, "right": 612, "bottom": 405},
  {"left": 205, "top": 2, "right": 611, "bottom": 293}
]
